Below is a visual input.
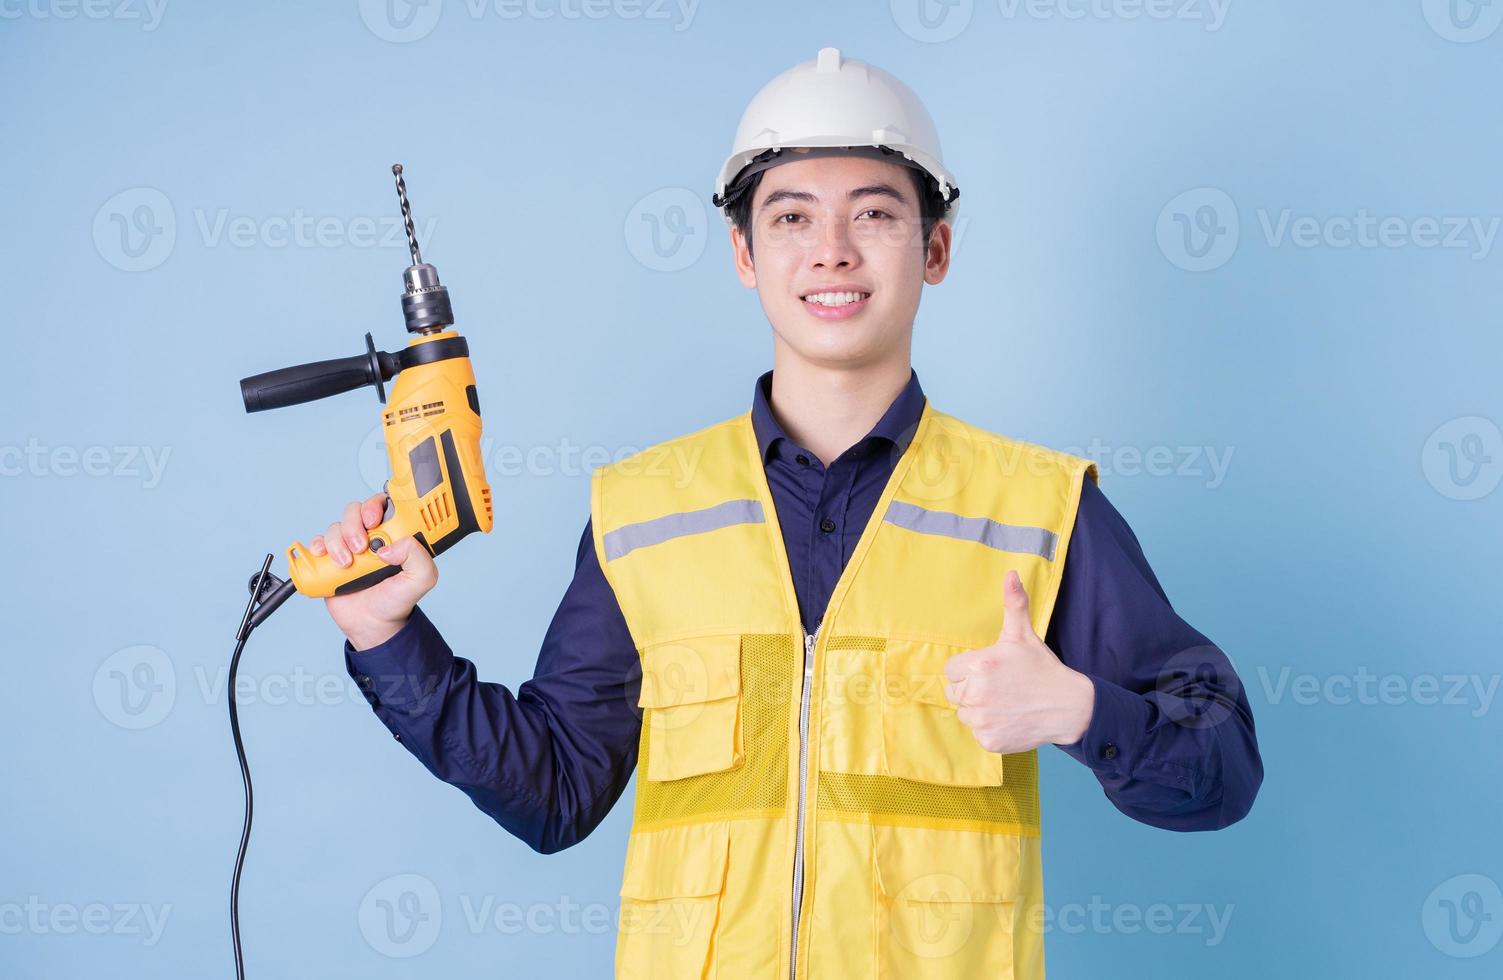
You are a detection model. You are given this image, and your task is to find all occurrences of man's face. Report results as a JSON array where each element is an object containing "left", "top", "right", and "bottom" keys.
[{"left": 731, "top": 153, "right": 952, "bottom": 371}]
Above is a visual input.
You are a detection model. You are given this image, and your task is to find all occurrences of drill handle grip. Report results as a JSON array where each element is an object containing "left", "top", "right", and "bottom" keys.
[{"left": 241, "top": 333, "right": 397, "bottom": 413}]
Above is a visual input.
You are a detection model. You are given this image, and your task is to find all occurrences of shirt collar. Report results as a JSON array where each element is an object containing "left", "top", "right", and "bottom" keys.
[{"left": 750, "top": 367, "right": 927, "bottom": 464}]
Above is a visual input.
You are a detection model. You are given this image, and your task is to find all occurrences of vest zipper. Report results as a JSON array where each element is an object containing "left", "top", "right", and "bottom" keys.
[{"left": 789, "top": 622, "right": 820, "bottom": 980}]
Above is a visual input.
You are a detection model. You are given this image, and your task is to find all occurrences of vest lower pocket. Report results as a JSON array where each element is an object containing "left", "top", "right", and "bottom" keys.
[
  {"left": 617, "top": 821, "right": 731, "bottom": 980},
  {"left": 872, "top": 823, "right": 1019, "bottom": 980},
  {"left": 881, "top": 638, "right": 1005, "bottom": 787},
  {"left": 820, "top": 638, "right": 1006, "bottom": 786},
  {"left": 638, "top": 634, "right": 745, "bottom": 782}
]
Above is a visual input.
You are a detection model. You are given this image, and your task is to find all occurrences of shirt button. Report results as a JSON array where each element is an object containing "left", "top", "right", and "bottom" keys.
[
  {"left": 820, "top": 517, "right": 836, "bottom": 533},
  {"left": 1102, "top": 743, "right": 1118, "bottom": 761},
  {"left": 795, "top": 454, "right": 809, "bottom": 465},
  {"left": 355, "top": 673, "right": 373, "bottom": 691},
  {"left": 393, "top": 733, "right": 403, "bottom": 742}
]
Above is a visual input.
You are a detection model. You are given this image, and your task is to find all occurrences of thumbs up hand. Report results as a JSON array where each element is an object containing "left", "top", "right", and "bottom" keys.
[{"left": 943, "top": 570, "right": 1096, "bottom": 755}]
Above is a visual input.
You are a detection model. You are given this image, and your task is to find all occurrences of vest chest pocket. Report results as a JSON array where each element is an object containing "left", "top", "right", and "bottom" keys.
[
  {"left": 880, "top": 638, "right": 1006, "bottom": 787},
  {"left": 872, "top": 823, "right": 1019, "bottom": 980},
  {"left": 638, "top": 634, "right": 744, "bottom": 782},
  {"left": 617, "top": 821, "right": 731, "bottom": 980}
]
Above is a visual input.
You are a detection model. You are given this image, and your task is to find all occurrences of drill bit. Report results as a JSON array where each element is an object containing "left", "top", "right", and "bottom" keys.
[{"left": 392, "top": 163, "right": 423, "bottom": 267}]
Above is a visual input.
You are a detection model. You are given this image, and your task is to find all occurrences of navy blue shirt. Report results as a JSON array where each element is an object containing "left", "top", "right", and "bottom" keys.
[{"left": 346, "top": 369, "right": 1263, "bottom": 853}]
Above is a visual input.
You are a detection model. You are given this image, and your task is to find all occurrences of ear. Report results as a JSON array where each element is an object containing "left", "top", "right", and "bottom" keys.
[
  {"left": 923, "top": 218, "right": 953, "bottom": 286},
  {"left": 731, "top": 223, "right": 757, "bottom": 289}
]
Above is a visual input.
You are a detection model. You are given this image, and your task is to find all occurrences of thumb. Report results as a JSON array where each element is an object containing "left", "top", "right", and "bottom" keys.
[
  {"left": 375, "top": 535, "right": 438, "bottom": 591},
  {"left": 998, "top": 569, "right": 1033, "bottom": 644}
]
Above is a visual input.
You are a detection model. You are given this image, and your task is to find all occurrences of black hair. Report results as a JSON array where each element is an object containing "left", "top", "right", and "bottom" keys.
[{"left": 725, "top": 165, "right": 952, "bottom": 259}]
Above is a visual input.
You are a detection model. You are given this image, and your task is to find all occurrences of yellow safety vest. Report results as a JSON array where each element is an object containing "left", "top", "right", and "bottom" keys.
[{"left": 591, "top": 399, "right": 1098, "bottom": 980}]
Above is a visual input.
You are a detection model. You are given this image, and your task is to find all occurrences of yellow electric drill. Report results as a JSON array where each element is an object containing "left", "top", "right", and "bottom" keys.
[
  {"left": 237, "top": 164, "right": 493, "bottom": 626},
  {"left": 228, "top": 164, "right": 493, "bottom": 980}
]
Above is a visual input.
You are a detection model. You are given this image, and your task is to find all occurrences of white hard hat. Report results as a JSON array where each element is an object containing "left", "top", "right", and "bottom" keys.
[{"left": 712, "top": 47, "right": 960, "bottom": 225}]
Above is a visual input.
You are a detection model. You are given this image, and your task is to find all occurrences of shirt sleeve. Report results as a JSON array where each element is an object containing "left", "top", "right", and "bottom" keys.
[
  {"left": 1046, "top": 478, "right": 1263, "bottom": 831},
  {"left": 343, "top": 517, "right": 643, "bottom": 853}
]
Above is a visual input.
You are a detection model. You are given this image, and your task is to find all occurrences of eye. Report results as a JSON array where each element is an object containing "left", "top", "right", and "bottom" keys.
[
  {"left": 857, "top": 209, "right": 891, "bottom": 220},
  {"left": 775, "top": 212, "right": 805, "bottom": 224}
]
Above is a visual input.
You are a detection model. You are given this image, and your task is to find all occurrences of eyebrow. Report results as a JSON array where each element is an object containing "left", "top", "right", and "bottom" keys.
[{"left": 758, "top": 183, "right": 911, "bottom": 211}]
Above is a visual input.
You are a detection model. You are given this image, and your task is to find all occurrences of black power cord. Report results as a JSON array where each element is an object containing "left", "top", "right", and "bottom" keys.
[
  {"left": 228, "top": 630, "right": 253, "bottom": 980},
  {"left": 230, "top": 555, "right": 297, "bottom": 980}
]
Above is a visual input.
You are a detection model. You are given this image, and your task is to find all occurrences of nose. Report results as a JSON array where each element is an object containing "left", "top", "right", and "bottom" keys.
[{"left": 809, "top": 216, "right": 860, "bottom": 271}]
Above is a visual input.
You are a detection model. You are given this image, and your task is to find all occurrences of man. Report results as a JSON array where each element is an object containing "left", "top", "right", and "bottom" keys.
[{"left": 308, "top": 48, "right": 1261, "bottom": 979}]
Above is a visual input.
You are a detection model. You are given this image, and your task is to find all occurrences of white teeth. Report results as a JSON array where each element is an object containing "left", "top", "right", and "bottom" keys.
[{"left": 803, "top": 291, "right": 870, "bottom": 307}]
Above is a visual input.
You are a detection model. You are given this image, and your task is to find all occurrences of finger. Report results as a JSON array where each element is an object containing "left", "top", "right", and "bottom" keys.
[
  {"left": 361, "top": 492, "right": 388, "bottom": 530},
  {"left": 998, "top": 569, "right": 1033, "bottom": 643},
  {"left": 308, "top": 534, "right": 327, "bottom": 557},
  {"left": 324, "top": 521, "right": 351, "bottom": 567},
  {"left": 341, "top": 500, "right": 368, "bottom": 554},
  {"left": 944, "top": 677, "right": 972, "bottom": 707}
]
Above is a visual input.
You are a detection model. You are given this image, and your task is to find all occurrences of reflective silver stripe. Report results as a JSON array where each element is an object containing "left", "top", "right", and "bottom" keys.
[
  {"left": 602, "top": 498, "right": 765, "bottom": 561},
  {"left": 883, "top": 499, "right": 1058, "bottom": 560}
]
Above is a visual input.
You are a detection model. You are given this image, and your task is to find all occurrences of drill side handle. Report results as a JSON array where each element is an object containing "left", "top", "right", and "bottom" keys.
[{"left": 241, "top": 333, "right": 399, "bottom": 412}]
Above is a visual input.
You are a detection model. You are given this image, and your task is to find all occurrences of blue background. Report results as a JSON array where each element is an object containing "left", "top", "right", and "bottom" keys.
[{"left": 4, "top": 0, "right": 1501, "bottom": 976}]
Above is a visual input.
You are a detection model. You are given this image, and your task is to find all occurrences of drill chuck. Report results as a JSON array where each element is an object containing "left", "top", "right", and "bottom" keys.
[{"left": 401, "top": 261, "right": 453, "bottom": 333}]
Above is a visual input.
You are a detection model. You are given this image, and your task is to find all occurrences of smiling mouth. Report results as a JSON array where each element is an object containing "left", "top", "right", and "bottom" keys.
[{"left": 801, "top": 290, "right": 872, "bottom": 308}]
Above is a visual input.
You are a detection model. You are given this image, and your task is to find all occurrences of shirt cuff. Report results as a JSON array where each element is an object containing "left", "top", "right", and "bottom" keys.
[
  {"left": 343, "top": 605, "right": 454, "bottom": 709},
  {"left": 1055, "top": 672, "right": 1154, "bottom": 776}
]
